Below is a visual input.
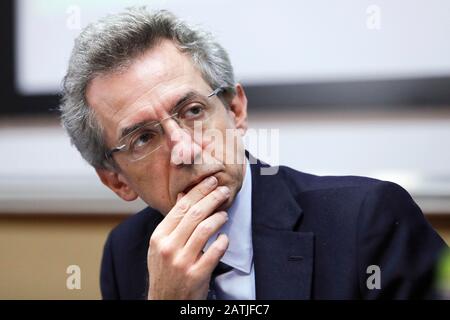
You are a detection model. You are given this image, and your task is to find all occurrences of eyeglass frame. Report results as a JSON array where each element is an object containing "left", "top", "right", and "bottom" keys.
[{"left": 104, "top": 86, "right": 230, "bottom": 163}]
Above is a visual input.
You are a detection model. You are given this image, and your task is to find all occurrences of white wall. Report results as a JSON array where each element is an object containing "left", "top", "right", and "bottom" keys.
[
  {"left": 16, "top": 0, "right": 450, "bottom": 94},
  {"left": 1, "top": 114, "right": 450, "bottom": 214}
]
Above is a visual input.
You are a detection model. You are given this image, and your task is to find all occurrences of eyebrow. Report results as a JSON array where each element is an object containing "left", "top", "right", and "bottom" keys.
[{"left": 118, "top": 91, "right": 200, "bottom": 142}]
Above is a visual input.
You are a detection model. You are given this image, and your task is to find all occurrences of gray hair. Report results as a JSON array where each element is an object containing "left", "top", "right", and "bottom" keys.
[{"left": 60, "top": 7, "right": 236, "bottom": 170}]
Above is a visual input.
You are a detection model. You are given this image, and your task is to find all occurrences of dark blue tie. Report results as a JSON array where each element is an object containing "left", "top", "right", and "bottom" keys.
[{"left": 207, "top": 261, "right": 233, "bottom": 300}]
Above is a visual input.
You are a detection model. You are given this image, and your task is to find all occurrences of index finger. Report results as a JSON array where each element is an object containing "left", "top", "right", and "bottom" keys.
[{"left": 156, "top": 176, "right": 218, "bottom": 234}]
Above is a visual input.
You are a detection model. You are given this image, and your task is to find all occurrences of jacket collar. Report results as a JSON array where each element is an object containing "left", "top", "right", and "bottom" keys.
[{"left": 248, "top": 152, "right": 314, "bottom": 299}]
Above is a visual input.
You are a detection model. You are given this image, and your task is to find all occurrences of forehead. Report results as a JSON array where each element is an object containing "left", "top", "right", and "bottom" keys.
[{"left": 86, "top": 39, "right": 211, "bottom": 144}]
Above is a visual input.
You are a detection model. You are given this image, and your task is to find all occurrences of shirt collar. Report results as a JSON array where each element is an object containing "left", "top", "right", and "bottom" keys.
[{"left": 204, "top": 159, "right": 253, "bottom": 274}]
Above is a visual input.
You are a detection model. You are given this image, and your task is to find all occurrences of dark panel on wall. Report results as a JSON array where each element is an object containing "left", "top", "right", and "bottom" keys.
[{"left": 2, "top": 0, "right": 450, "bottom": 116}]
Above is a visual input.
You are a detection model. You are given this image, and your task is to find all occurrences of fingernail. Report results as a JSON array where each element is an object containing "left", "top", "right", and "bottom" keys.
[
  {"left": 221, "top": 212, "right": 229, "bottom": 220},
  {"left": 218, "top": 186, "right": 230, "bottom": 197},
  {"left": 205, "top": 176, "right": 217, "bottom": 187},
  {"left": 216, "top": 232, "right": 224, "bottom": 240},
  {"left": 216, "top": 233, "right": 228, "bottom": 249}
]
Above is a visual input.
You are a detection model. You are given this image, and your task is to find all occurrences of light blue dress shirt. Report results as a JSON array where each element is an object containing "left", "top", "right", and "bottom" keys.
[{"left": 204, "top": 159, "right": 255, "bottom": 299}]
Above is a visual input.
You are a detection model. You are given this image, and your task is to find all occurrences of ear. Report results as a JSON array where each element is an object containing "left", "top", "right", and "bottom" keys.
[
  {"left": 228, "top": 83, "right": 248, "bottom": 135},
  {"left": 95, "top": 168, "right": 139, "bottom": 202}
]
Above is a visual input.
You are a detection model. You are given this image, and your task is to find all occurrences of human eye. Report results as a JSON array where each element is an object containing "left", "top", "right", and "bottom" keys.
[
  {"left": 130, "top": 130, "right": 156, "bottom": 150},
  {"left": 179, "top": 103, "right": 207, "bottom": 120}
]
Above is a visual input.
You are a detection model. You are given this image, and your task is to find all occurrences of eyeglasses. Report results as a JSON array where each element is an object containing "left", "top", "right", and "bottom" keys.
[{"left": 105, "top": 86, "right": 228, "bottom": 163}]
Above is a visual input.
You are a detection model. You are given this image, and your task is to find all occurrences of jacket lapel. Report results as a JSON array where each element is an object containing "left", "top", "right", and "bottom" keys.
[{"left": 249, "top": 154, "right": 314, "bottom": 299}]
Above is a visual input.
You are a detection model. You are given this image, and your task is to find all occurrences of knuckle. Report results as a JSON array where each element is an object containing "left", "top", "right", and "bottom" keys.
[
  {"left": 149, "top": 233, "right": 161, "bottom": 248},
  {"left": 197, "top": 221, "right": 213, "bottom": 235},
  {"left": 159, "top": 240, "right": 175, "bottom": 259},
  {"left": 188, "top": 206, "right": 203, "bottom": 219},
  {"left": 177, "top": 200, "right": 190, "bottom": 213},
  {"left": 172, "top": 256, "right": 188, "bottom": 273}
]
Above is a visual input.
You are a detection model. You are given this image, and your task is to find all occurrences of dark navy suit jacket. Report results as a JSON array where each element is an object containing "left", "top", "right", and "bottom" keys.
[{"left": 100, "top": 156, "right": 447, "bottom": 299}]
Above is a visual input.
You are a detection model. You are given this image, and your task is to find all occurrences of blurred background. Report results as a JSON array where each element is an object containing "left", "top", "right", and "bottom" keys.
[{"left": 1, "top": 0, "right": 450, "bottom": 299}]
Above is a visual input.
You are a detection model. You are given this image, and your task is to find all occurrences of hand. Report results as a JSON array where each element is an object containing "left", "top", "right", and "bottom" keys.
[{"left": 147, "top": 176, "right": 230, "bottom": 300}]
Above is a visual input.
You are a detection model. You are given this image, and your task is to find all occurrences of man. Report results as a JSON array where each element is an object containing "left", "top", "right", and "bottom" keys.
[{"left": 60, "top": 8, "right": 447, "bottom": 299}]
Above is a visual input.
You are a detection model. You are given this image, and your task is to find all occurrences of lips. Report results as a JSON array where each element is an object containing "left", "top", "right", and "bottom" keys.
[{"left": 182, "top": 171, "right": 221, "bottom": 194}]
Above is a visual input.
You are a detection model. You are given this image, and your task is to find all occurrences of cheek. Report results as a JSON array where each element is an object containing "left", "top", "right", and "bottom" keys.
[
  {"left": 127, "top": 161, "right": 172, "bottom": 210},
  {"left": 207, "top": 113, "right": 241, "bottom": 150}
]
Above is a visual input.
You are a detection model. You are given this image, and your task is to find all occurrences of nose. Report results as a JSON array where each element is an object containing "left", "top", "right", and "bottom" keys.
[{"left": 164, "top": 120, "right": 202, "bottom": 166}]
